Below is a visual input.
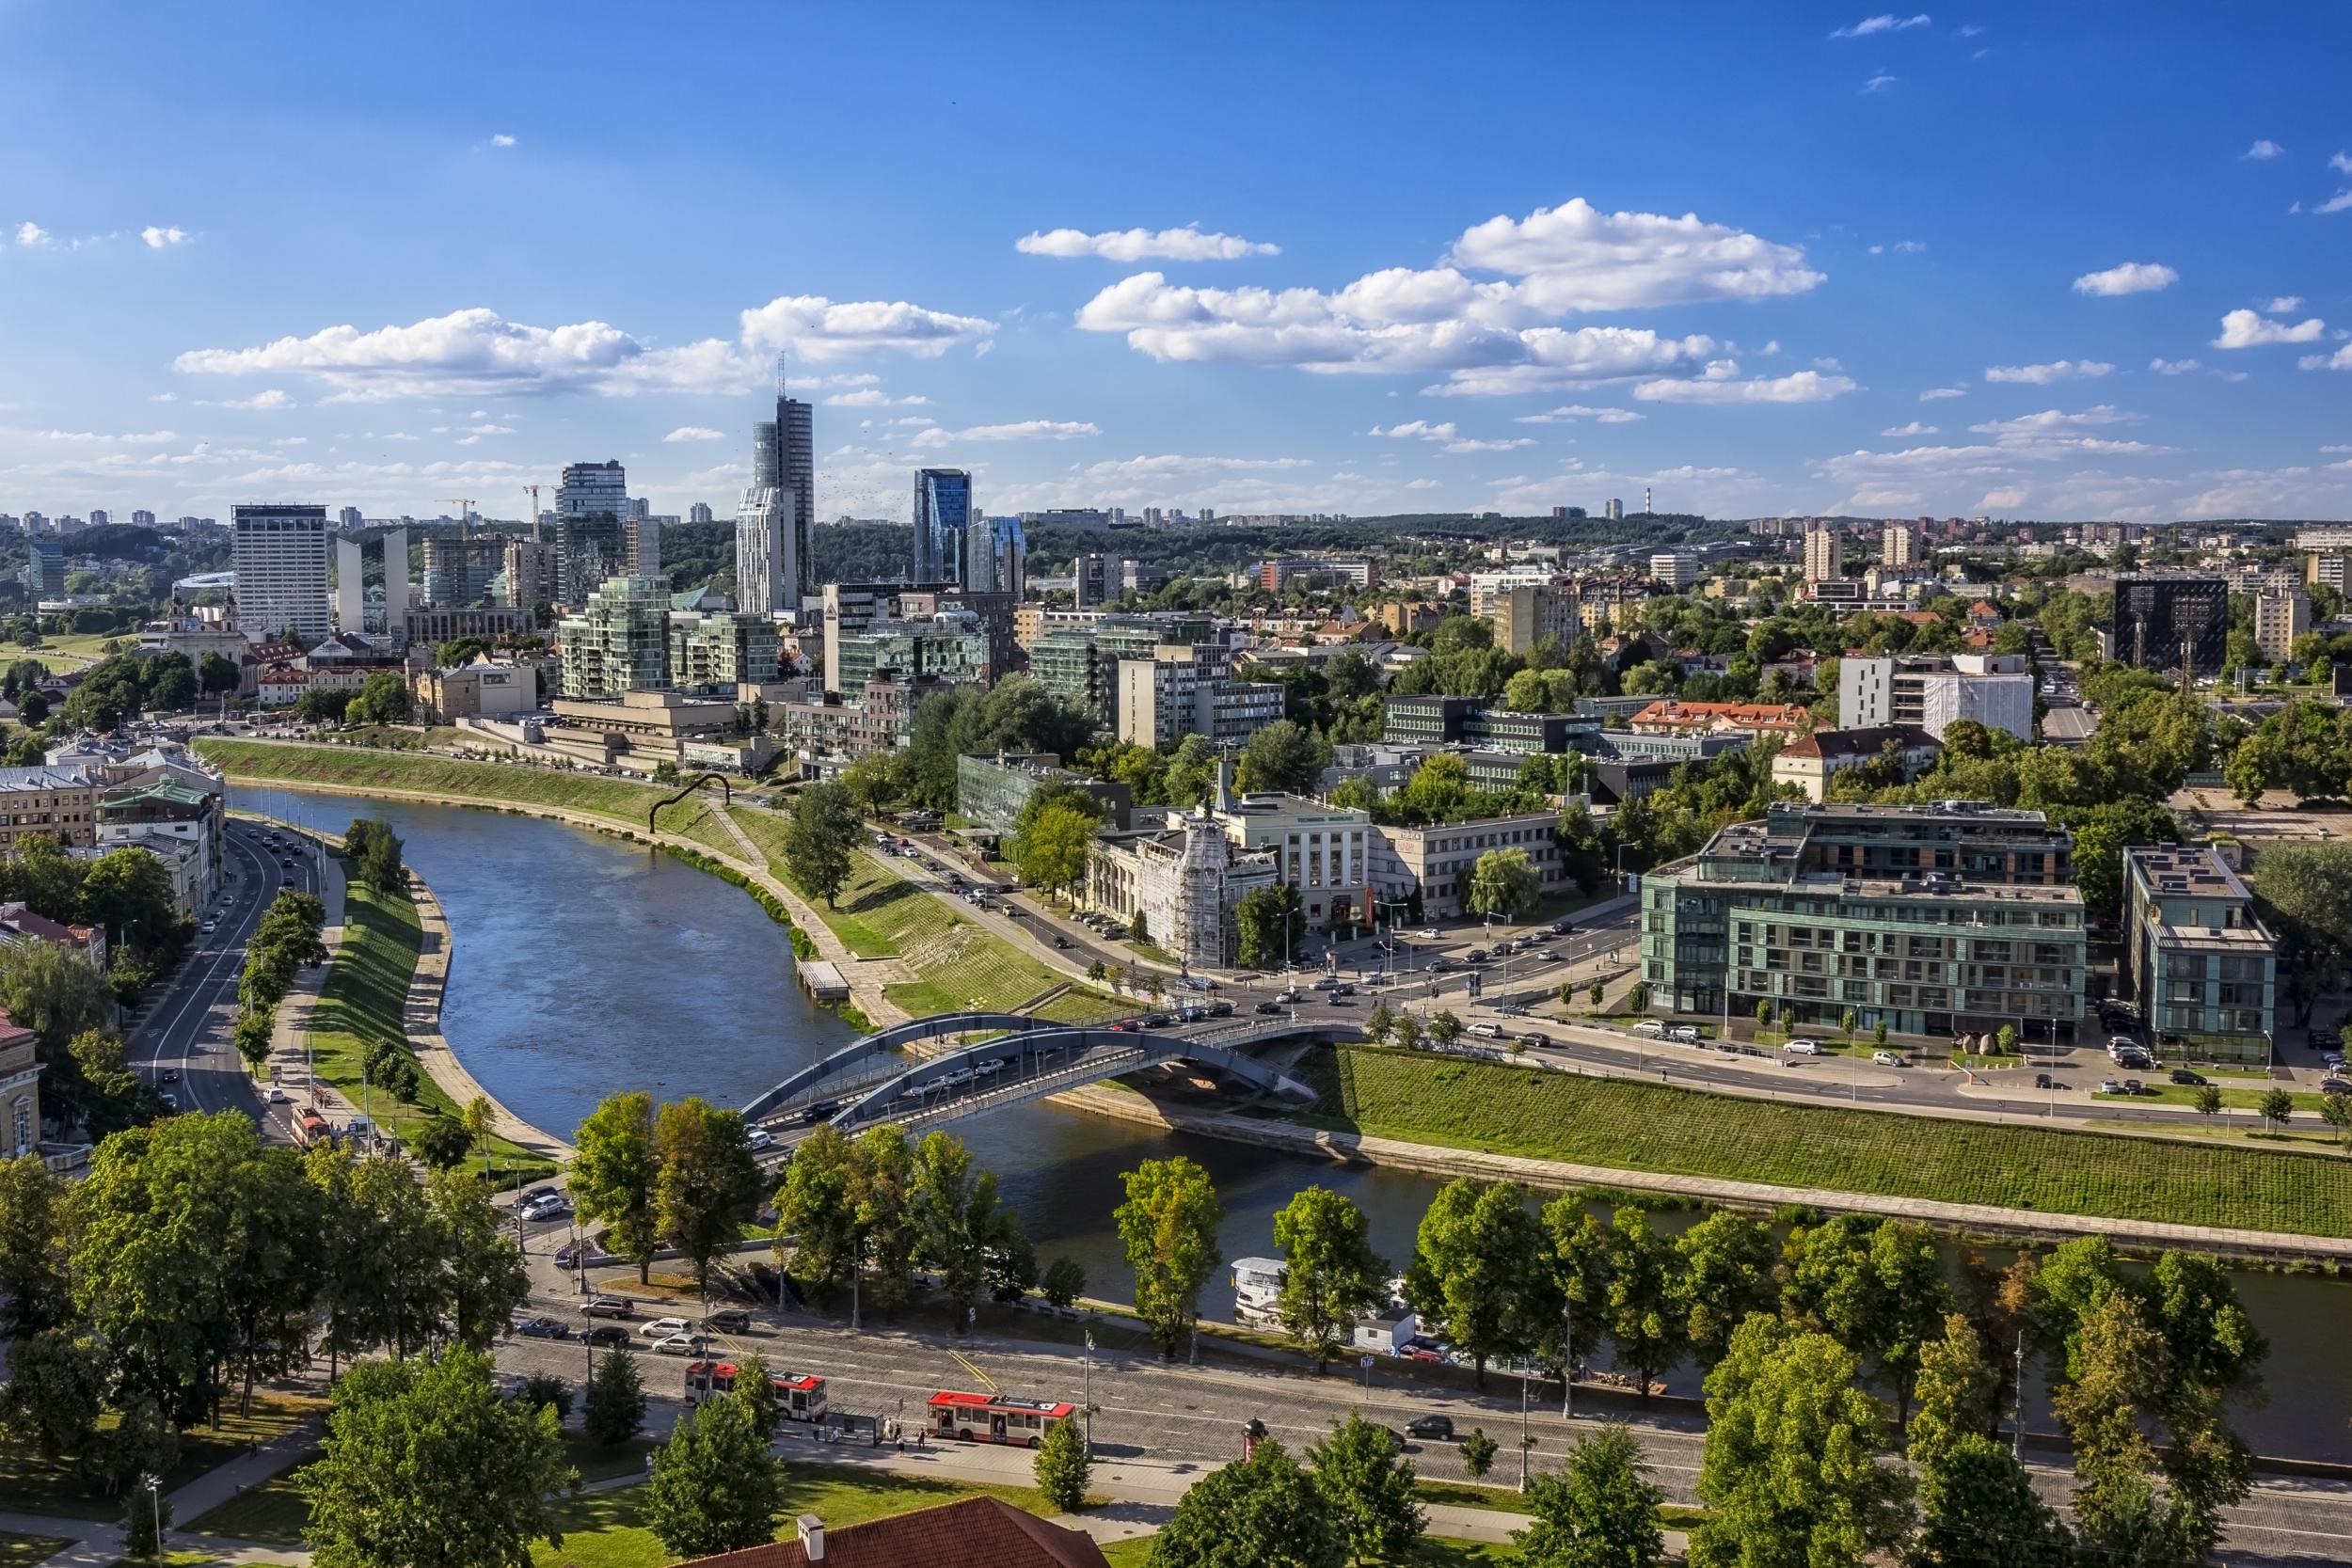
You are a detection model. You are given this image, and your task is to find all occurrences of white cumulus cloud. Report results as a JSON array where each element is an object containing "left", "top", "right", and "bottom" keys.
[
  {"left": 14, "top": 222, "right": 50, "bottom": 246},
  {"left": 2300, "top": 344, "right": 2352, "bottom": 372},
  {"left": 2244, "top": 139, "right": 2285, "bottom": 160},
  {"left": 1833, "top": 13, "right": 1931, "bottom": 37},
  {"left": 663, "top": 426, "right": 725, "bottom": 442},
  {"left": 1983, "top": 359, "right": 2114, "bottom": 384},
  {"left": 2267, "top": 296, "right": 2306, "bottom": 313},
  {"left": 2333, "top": 151, "right": 2352, "bottom": 175},
  {"left": 1919, "top": 385, "right": 1968, "bottom": 400},
  {"left": 1015, "top": 224, "right": 1278, "bottom": 261},
  {"left": 911, "top": 420, "right": 1102, "bottom": 449},
  {"left": 140, "top": 226, "right": 189, "bottom": 249},
  {"left": 2150, "top": 357, "right": 2201, "bottom": 375},
  {"left": 1442, "top": 436, "right": 1535, "bottom": 452},
  {"left": 1883, "top": 421, "right": 1938, "bottom": 436},
  {"left": 1513, "top": 405, "right": 1644, "bottom": 424},
  {"left": 1632, "top": 370, "right": 1856, "bottom": 404},
  {"left": 491, "top": 134, "right": 516, "bottom": 148},
  {"left": 2072, "top": 261, "right": 2177, "bottom": 296},
  {"left": 1369, "top": 421, "right": 1457, "bottom": 441},
  {"left": 2317, "top": 190, "right": 2352, "bottom": 215},
  {"left": 2213, "top": 309, "right": 2326, "bottom": 348}
]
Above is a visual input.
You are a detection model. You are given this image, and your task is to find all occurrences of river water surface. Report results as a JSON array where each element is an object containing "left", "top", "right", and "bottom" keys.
[{"left": 235, "top": 787, "right": 2352, "bottom": 1462}]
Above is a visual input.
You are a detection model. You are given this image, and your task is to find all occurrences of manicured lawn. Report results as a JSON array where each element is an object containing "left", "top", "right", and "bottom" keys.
[
  {"left": 532, "top": 1463, "right": 1062, "bottom": 1568},
  {"left": 0, "top": 1395, "right": 319, "bottom": 1522},
  {"left": 303, "top": 880, "right": 552, "bottom": 1180},
  {"left": 1304, "top": 1046, "right": 2352, "bottom": 1239},
  {"left": 193, "top": 740, "right": 738, "bottom": 858},
  {"left": 184, "top": 1457, "right": 312, "bottom": 1546},
  {"left": 0, "top": 1530, "right": 73, "bottom": 1568}
]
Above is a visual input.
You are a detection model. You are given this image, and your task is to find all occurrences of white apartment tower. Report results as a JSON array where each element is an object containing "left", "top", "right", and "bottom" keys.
[
  {"left": 2253, "top": 586, "right": 2312, "bottom": 663},
  {"left": 333, "top": 527, "right": 409, "bottom": 638},
  {"left": 734, "top": 486, "right": 797, "bottom": 617},
  {"left": 231, "top": 504, "right": 331, "bottom": 641},
  {"left": 1881, "top": 521, "right": 1919, "bottom": 570},
  {"left": 1804, "top": 521, "right": 1844, "bottom": 583}
]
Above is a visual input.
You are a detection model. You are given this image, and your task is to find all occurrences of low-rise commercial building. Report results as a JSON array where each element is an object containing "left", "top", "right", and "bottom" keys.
[
  {"left": 2123, "top": 846, "right": 2277, "bottom": 1062},
  {"left": 1640, "top": 801, "right": 2086, "bottom": 1039},
  {"left": 410, "top": 658, "right": 535, "bottom": 725},
  {"left": 95, "top": 775, "right": 223, "bottom": 911},
  {"left": 1625, "top": 700, "right": 1809, "bottom": 737},
  {"left": 1370, "top": 812, "right": 1569, "bottom": 923},
  {"left": 1210, "top": 765, "right": 1372, "bottom": 932},
  {"left": 1838, "top": 653, "right": 2033, "bottom": 741},
  {"left": 955, "top": 752, "right": 1132, "bottom": 838},
  {"left": 1770, "top": 724, "right": 1940, "bottom": 802},
  {"left": 0, "top": 765, "right": 98, "bottom": 850}
]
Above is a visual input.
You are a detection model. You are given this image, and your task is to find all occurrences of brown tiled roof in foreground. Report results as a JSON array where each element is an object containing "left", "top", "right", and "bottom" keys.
[{"left": 670, "top": 1497, "right": 1111, "bottom": 1568}]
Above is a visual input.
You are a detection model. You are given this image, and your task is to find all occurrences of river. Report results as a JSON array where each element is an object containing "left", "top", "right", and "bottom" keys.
[{"left": 235, "top": 786, "right": 2352, "bottom": 1462}]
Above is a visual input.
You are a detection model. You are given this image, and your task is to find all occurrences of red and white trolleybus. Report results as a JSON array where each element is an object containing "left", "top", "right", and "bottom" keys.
[
  {"left": 682, "top": 1361, "right": 829, "bottom": 1423},
  {"left": 926, "top": 1389, "right": 1076, "bottom": 1448}
]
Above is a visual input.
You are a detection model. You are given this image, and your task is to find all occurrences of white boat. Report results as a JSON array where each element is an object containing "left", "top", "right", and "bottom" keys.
[{"left": 1231, "top": 1256, "right": 1285, "bottom": 1322}]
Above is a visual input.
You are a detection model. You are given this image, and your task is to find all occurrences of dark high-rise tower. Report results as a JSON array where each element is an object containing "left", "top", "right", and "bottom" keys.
[
  {"left": 913, "top": 468, "right": 973, "bottom": 584},
  {"left": 752, "top": 391, "right": 816, "bottom": 597}
]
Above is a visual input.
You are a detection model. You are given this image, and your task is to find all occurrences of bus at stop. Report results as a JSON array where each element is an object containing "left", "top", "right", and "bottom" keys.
[
  {"left": 925, "top": 1389, "right": 1075, "bottom": 1448},
  {"left": 683, "top": 1361, "right": 829, "bottom": 1423}
]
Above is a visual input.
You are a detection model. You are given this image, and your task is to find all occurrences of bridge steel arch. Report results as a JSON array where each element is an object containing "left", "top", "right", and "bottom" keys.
[
  {"left": 647, "top": 771, "right": 732, "bottom": 832},
  {"left": 742, "top": 1011, "right": 1059, "bottom": 1122}
]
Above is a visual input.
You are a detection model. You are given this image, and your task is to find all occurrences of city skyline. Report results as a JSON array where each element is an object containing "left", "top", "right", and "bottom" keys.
[{"left": 1, "top": 4, "right": 2348, "bottom": 525}]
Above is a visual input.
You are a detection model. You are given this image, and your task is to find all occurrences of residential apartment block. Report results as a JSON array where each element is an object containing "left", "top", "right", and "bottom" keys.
[
  {"left": 2122, "top": 846, "right": 2276, "bottom": 1062},
  {"left": 558, "top": 576, "right": 671, "bottom": 700},
  {"left": 0, "top": 765, "right": 99, "bottom": 851},
  {"left": 1115, "top": 643, "right": 1285, "bottom": 750},
  {"left": 1640, "top": 801, "right": 2086, "bottom": 1040},
  {"left": 1370, "top": 812, "right": 1570, "bottom": 922},
  {"left": 1838, "top": 652, "right": 2034, "bottom": 741}
]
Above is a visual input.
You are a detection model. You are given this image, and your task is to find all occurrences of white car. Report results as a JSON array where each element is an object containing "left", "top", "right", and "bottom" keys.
[
  {"left": 649, "top": 1331, "right": 707, "bottom": 1356},
  {"left": 638, "top": 1316, "right": 692, "bottom": 1340},
  {"left": 1631, "top": 1020, "right": 1665, "bottom": 1037},
  {"left": 200, "top": 919, "right": 217, "bottom": 934},
  {"left": 1669, "top": 1025, "right": 1701, "bottom": 1044},
  {"left": 1418, "top": 928, "right": 1440, "bottom": 940},
  {"left": 1783, "top": 1039, "right": 1823, "bottom": 1056},
  {"left": 746, "top": 1126, "right": 774, "bottom": 1151},
  {"left": 267, "top": 1087, "right": 292, "bottom": 1104},
  {"left": 1467, "top": 1022, "right": 1503, "bottom": 1039},
  {"left": 1871, "top": 1051, "right": 1901, "bottom": 1067}
]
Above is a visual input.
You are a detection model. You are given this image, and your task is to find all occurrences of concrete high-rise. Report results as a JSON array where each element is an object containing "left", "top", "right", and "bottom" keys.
[
  {"left": 1803, "top": 521, "right": 1843, "bottom": 583},
  {"left": 2253, "top": 586, "right": 2312, "bottom": 663},
  {"left": 1881, "top": 521, "right": 1919, "bottom": 569},
  {"left": 735, "top": 485, "right": 796, "bottom": 616},
  {"left": 625, "top": 515, "right": 662, "bottom": 578},
  {"left": 232, "top": 504, "right": 331, "bottom": 641},
  {"left": 555, "top": 460, "right": 629, "bottom": 607},
  {"left": 335, "top": 528, "right": 410, "bottom": 637},
  {"left": 753, "top": 396, "right": 816, "bottom": 595},
  {"left": 688, "top": 501, "right": 714, "bottom": 526},
  {"left": 913, "top": 469, "right": 973, "bottom": 584}
]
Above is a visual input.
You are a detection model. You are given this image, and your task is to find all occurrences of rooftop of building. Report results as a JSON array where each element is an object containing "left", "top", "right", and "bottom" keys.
[
  {"left": 1768, "top": 799, "right": 2054, "bottom": 827},
  {"left": 0, "top": 765, "right": 95, "bottom": 793},
  {"left": 1628, "top": 699, "right": 1810, "bottom": 730},
  {"left": 2125, "top": 844, "right": 2252, "bottom": 902},
  {"left": 1778, "top": 724, "right": 1939, "bottom": 761}
]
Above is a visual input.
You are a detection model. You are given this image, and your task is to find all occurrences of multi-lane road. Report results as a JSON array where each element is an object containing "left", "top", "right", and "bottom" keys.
[{"left": 126, "top": 815, "right": 323, "bottom": 1129}]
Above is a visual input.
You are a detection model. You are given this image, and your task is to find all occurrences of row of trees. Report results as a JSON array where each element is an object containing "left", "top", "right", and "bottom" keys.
[
  {"left": 567, "top": 1090, "right": 767, "bottom": 1300},
  {"left": 230, "top": 888, "right": 327, "bottom": 1071},
  {"left": 0, "top": 1116, "right": 530, "bottom": 1494}
]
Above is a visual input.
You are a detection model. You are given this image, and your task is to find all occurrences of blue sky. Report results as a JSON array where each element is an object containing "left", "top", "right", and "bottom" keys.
[{"left": 2, "top": 2, "right": 2347, "bottom": 525}]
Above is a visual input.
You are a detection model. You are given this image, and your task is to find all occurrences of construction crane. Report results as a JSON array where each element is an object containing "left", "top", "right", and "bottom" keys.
[
  {"left": 522, "top": 484, "right": 541, "bottom": 540},
  {"left": 437, "top": 499, "right": 477, "bottom": 541}
]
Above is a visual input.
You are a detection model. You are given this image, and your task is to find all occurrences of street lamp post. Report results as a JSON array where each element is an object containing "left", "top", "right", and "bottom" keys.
[
  {"left": 1518, "top": 1365, "right": 1531, "bottom": 1493},
  {"left": 1083, "top": 1331, "right": 1095, "bottom": 1456}
]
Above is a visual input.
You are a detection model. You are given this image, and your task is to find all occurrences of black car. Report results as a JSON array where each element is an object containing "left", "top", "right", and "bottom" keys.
[
  {"left": 1464, "top": 949, "right": 1489, "bottom": 964},
  {"left": 1053, "top": 935, "right": 1072, "bottom": 949},
  {"left": 1405, "top": 1415, "right": 1455, "bottom": 1441},
  {"left": 1255, "top": 1001, "right": 1283, "bottom": 1016},
  {"left": 1142, "top": 1013, "right": 1172, "bottom": 1029},
  {"left": 2169, "top": 1069, "right": 2206, "bottom": 1086},
  {"left": 1426, "top": 957, "right": 1455, "bottom": 974},
  {"left": 703, "top": 1309, "right": 753, "bottom": 1335},
  {"left": 582, "top": 1324, "right": 630, "bottom": 1349},
  {"left": 1519, "top": 1032, "right": 1551, "bottom": 1049},
  {"left": 2033, "top": 1072, "right": 2057, "bottom": 1089},
  {"left": 1208, "top": 1000, "right": 1234, "bottom": 1017}
]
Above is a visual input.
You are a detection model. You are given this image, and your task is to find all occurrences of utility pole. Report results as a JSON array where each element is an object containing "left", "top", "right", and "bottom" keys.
[
  {"left": 2011, "top": 1327, "right": 2026, "bottom": 1458},
  {"left": 1518, "top": 1365, "right": 1532, "bottom": 1493},
  {"left": 1083, "top": 1331, "right": 1094, "bottom": 1456}
]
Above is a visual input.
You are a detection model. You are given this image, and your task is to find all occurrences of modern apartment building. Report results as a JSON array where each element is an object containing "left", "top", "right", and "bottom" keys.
[
  {"left": 557, "top": 576, "right": 671, "bottom": 700},
  {"left": 555, "top": 462, "right": 630, "bottom": 607},
  {"left": 670, "top": 612, "right": 780, "bottom": 691},
  {"left": 2122, "top": 846, "right": 2277, "bottom": 1062},
  {"left": 1073, "top": 554, "right": 1137, "bottom": 609},
  {"left": 1032, "top": 614, "right": 1214, "bottom": 725},
  {"left": 1492, "top": 583, "right": 1582, "bottom": 656},
  {"left": 964, "top": 515, "right": 1025, "bottom": 598},
  {"left": 2252, "top": 586, "right": 2312, "bottom": 663},
  {"left": 1115, "top": 643, "right": 1286, "bottom": 750},
  {"left": 1640, "top": 800, "right": 2086, "bottom": 1039},
  {"left": 2108, "top": 574, "right": 2228, "bottom": 676},
  {"left": 1803, "top": 522, "right": 1843, "bottom": 584},
  {"left": 734, "top": 486, "right": 796, "bottom": 617},
  {"left": 419, "top": 535, "right": 503, "bottom": 609},
  {"left": 230, "top": 504, "right": 331, "bottom": 641},
  {"left": 22, "top": 538, "right": 63, "bottom": 597},
  {"left": 1838, "top": 652, "right": 2034, "bottom": 741},
  {"left": 624, "top": 515, "right": 662, "bottom": 578},
  {"left": 1881, "top": 521, "right": 1920, "bottom": 569},
  {"left": 830, "top": 614, "right": 989, "bottom": 692},
  {"left": 501, "top": 537, "right": 557, "bottom": 610},
  {"left": 1648, "top": 552, "right": 1695, "bottom": 588},
  {"left": 2305, "top": 550, "right": 2349, "bottom": 597},
  {"left": 1379, "top": 694, "right": 1594, "bottom": 755},
  {"left": 1370, "top": 812, "right": 1571, "bottom": 922},
  {"left": 751, "top": 395, "right": 816, "bottom": 598},
  {"left": 913, "top": 468, "right": 974, "bottom": 584}
]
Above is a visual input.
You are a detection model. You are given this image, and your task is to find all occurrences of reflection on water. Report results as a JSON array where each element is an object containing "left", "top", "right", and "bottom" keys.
[{"left": 236, "top": 786, "right": 2352, "bottom": 1462}]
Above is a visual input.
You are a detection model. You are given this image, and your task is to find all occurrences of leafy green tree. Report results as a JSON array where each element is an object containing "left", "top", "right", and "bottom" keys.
[
  {"left": 345, "top": 671, "right": 412, "bottom": 727},
  {"left": 653, "top": 1098, "right": 765, "bottom": 1304},
  {"left": 0, "top": 1153, "right": 70, "bottom": 1334},
  {"left": 302, "top": 1348, "right": 577, "bottom": 1568},
  {"left": 1671, "top": 1210, "right": 1776, "bottom": 1365},
  {"left": 1309, "top": 1412, "right": 1424, "bottom": 1565},
  {"left": 1604, "top": 1205, "right": 1684, "bottom": 1402},
  {"left": 2322, "top": 1089, "right": 2352, "bottom": 1147},
  {"left": 1236, "top": 720, "right": 1328, "bottom": 796},
  {"left": 2260, "top": 1086, "right": 2295, "bottom": 1128},
  {"left": 1629, "top": 980, "right": 1651, "bottom": 1012},
  {"left": 1364, "top": 1001, "right": 1393, "bottom": 1045},
  {"left": 1909, "top": 1433, "right": 2073, "bottom": 1568},
  {"left": 1035, "top": 1414, "right": 1092, "bottom": 1512},
  {"left": 1541, "top": 1198, "right": 1612, "bottom": 1402},
  {"left": 784, "top": 779, "right": 861, "bottom": 906},
  {"left": 1687, "top": 1316, "right": 1913, "bottom": 1568},
  {"left": 410, "top": 1116, "right": 473, "bottom": 1170},
  {"left": 423, "top": 1168, "right": 530, "bottom": 1352},
  {"left": 850, "top": 1124, "right": 917, "bottom": 1313},
  {"left": 910, "top": 1130, "right": 1017, "bottom": 1328},
  {"left": 1428, "top": 1009, "right": 1462, "bottom": 1044},
  {"left": 1465, "top": 847, "right": 1541, "bottom": 922},
  {"left": 1270, "top": 1185, "right": 1388, "bottom": 1370},
  {"left": 0, "top": 1328, "right": 106, "bottom": 1458},
  {"left": 1403, "top": 1178, "right": 1561, "bottom": 1388},
  {"left": 0, "top": 938, "right": 121, "bottom": 1131},
  {"left": 1906, "top": 1313, "right": 1999, "bottom": 1473},
  {"left": 1235, "top": 884, "right": 1304, "bottom": 969},
  {"left": 1115, "top": 1157, "right": 1224, "bottom": 1357},
  {"left": 839, "top": 750, "right": 908, "bottom": 816},
  {"left": 343, "top": 817, "right": 405, "bottom": 895},
  {"left": 1458, "top": 1427, "right": 1500, "bottom": 1479},
  {"left": 122, "top": 1476, "right": 170, "bottom": 1560},
  {"left": 643, "top": 1385, "right": 784, "bottom": 1557},
  {"left": 76, "top": 847, "right": 181, "bottom": 952},
  {"left": 773, "top": 1123, "right": 859, "bottom": 1297},
  {"left": 576, "top": 1090, "right": 668, "bottom": 1288},
  {"left": 582, "top": 1345, "right": 646, "bottom": 1449},
  {"left": 1013, "top": 799, "right": 1100, "bottom": 901},
  {"left": 1392, "top": 1011, "right": 1422, "bottom": 1051},
  {"left": 1149, "top": 1437, "right": 1343, "bottom": 1568},
  {"left": 516, "top": 1372, "right": 574, "bottom": 1424},
  {"left": 310, "top": 1148, "right": 439, "bottom": 1369},
  {"left": 1515, "top": 1422, "right": 1666, "bottom": 1568},
  {"left": 1041, "top": 1255, "right": 1087, "bottom": 1309}
]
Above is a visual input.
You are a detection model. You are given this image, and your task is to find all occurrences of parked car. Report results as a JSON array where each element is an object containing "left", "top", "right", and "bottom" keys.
[
  {"left": 582, "top": 1295, "right": 636, "bottom": 1319},
  {"left": 512, "top": 1316, "right": 571, "bottom": 1340},
  {"left": 2123, "top": 1079, "right": 2146, "bottom": 1096},
  {"left": 1631, "top": 1020, "right": 1664, "bottom": 1037},
  {"left": 1670, "top": 1025, "right": 1701, "bottom": 1044},
  {"left": 554, "top": 1242, "right": 606, "bottom": 1270},
  {"left": 1783, "top": 1038, "right": 1822, "bottom": 1056},
  {"left": 582, "top": 1324, "right": 630, "bottom": 1349},
  {"left": 1405, "top": 1414, "right": 1455, "bottom": 1440},
  {"left": 639, "top": 1316, "right": 693, "bottom": 1340},
  {"left": 2033, "top": 1072, "right": 2058, "bottom": 1089},
  {"left": 2099, "top": 1079, "right": 2124, "bottom": 1095},
  {"left": 650, "top": 1332, "right": 707, "bottom": 1356},
  {"left": 199, "top": 919, "right": 217, "bottom": 934},
  {"left": 1871, "top": 1051, "right": 1901, "bottom": 1067},
  {"left": 2322, "top": 1078, "right": 2352, "bottom": 1097},
  {"left": 703, "top": 1309, "right": 753, "bottom": 1335},
  {"left": 2169, "top": 1069, "right": 2206, "bottom": 1086}
]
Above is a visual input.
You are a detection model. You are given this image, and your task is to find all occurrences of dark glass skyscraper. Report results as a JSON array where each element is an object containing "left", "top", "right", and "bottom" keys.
[
  {"left": 753, "top": 395, "right": 815, "bottom": 596},
  {"left": 2110, "top": 574, "right": 2228, "bottom": 677},
  {"left": 913, "top": 468, "right": 973, "bottom": 584}
]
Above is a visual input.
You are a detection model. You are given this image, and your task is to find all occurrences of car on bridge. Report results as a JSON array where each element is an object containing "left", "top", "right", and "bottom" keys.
[
  {"left": 1255, "top": 1001, "right": 1282, "bottom": 1016},
  {"left": 1208, "top": 1000, "right": 1234, "bottom": 1017}
]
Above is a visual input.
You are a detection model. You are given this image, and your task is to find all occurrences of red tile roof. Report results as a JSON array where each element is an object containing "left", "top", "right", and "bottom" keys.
[{"left": 672, "top": 1497, "right": 1110, "bottom": 1568}]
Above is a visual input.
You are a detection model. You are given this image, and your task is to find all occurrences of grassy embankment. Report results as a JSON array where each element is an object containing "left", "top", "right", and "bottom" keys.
[
  {"left": 1303, "top": 1046, "right": 2352, "bottom": 1240},
  {"left": 303, "top": 879, "right": 554, "bottom": 1181},
  {"left": 194, "top": 740, "right": 739, "bottom": 859},
  {"left": 731, "top": 810, "right": 1120, "bottom": 1025}
]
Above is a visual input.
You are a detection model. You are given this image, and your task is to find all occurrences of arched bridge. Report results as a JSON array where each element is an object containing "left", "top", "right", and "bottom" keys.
[{"left": 744, "top": 1012, "right": 1348, "bottom": 1146}]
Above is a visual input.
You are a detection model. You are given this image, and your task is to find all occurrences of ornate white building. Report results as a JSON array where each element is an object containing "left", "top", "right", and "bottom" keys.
[{"left": 1084, "top": 807, "right": 1276, "bottom": 970}]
